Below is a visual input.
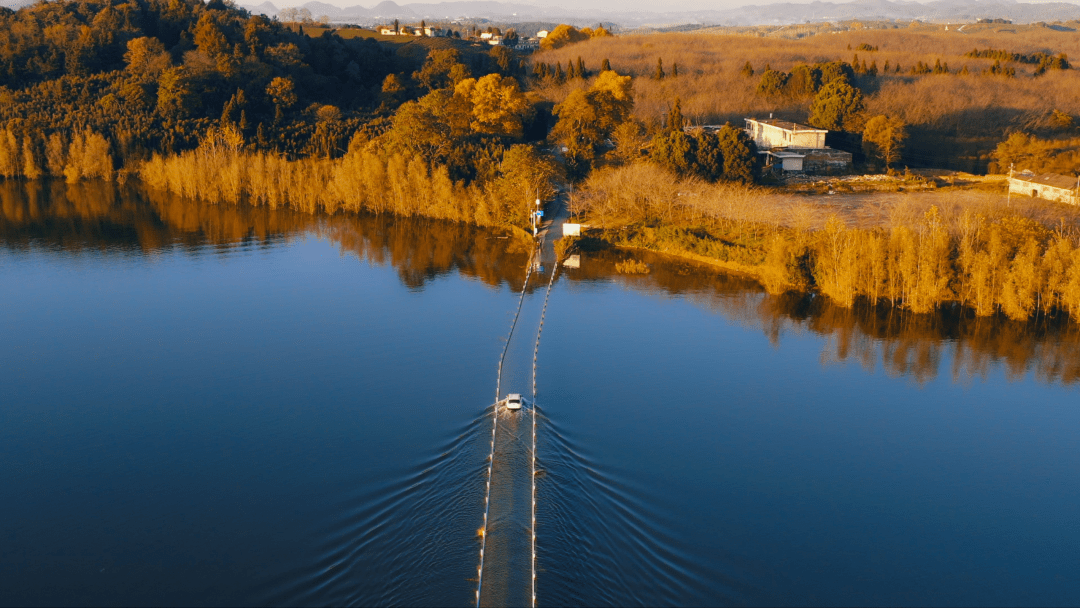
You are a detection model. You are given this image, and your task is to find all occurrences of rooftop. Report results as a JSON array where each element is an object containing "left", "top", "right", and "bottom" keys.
[
  {"left": 1011, "top": 172, "right": 1079, "bottom": 190},
  {"left": 746, "top": 118, "right": 827, "bottom": 133}
]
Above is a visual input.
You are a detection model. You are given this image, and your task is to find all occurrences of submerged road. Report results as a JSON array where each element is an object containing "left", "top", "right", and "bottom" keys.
[{"left": 478, "top": 196, "right": 566, "bottom": 607}]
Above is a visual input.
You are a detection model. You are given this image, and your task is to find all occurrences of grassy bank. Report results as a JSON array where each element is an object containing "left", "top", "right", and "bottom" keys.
[{"left": 569, "top": 162, "right": 1080, "bottom": 322}]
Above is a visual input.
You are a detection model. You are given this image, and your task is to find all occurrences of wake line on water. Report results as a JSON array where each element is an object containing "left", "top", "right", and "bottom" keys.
[
  {"left": 477, "top": 245, "right": 537, "bottom": 608},
  {"left": 258, "top": 412, "right": 488, "bottom": 607},
  {"left": 530, "top": 257, "right": 559, "bottom": 607}
]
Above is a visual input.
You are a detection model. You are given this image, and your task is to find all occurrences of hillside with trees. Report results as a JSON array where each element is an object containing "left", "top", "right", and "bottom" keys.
[
  {"left": 5, "top": 5, "right": 1080, "bottom": 323},
  {"left": 531, "top": 24, "right": 1080, "bottom": 173},
  {"left": 0, "top": 0, "right": 539, "bottom": 189}
]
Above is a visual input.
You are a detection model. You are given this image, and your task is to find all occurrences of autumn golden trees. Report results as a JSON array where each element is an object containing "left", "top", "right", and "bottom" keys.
[
  {"left": 138, "top": 130, "right": 555, "bottom": 230},
  {"left": 0, "top": 129, "right": 114, "bottom": 182},
  {"left": 539, "top": 25, "right": 590, "bottom": 51},
  {"left": 413, "top": 49, "right": 472, "bottom": 91},
  {"left": 549, "top": 69, "right": 634, "bottom": 174},
  {"left": 992, "top": 132, "right": 1080, "bottom": 175},
  {"left": 455, "top": 75, "right": 530, "bottom": 137},
  {"left": 138, "top": 62, "right": 552, "bottom": 231},
  {"left": 862, "top": 115, "right": 907, "bottom": 169},
  {"left": 0, "top": 0, "right": 411, "bottom": 160}
]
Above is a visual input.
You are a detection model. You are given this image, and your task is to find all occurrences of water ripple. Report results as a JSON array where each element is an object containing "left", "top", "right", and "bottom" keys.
[{"left": 535, "top": 410, "right": 753, "bottom": 606}]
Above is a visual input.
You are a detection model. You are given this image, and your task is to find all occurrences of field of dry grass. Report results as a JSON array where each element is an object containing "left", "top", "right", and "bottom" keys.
[
  {"left": 578, "top": 161, "right": 1080, "bottom": 235},
  {"left": 531, "top": 24, "right": 1080, "bottom": 171},
  {"left": 769, "top": 189, "right": 1080, "bottom": 233}
]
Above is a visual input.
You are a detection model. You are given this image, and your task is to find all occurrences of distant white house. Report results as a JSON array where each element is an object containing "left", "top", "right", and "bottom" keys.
[
  {"left": 745, "top": 117, "right": 828, "bottom": 149},
  {"left": 740, "top": 117, "right": 850, "bottom": 174},
  {"left": 1009, "top": 171, "right": 1079, "bottom": 205},
  {"left": 536, "top": 30, "right": 549, "bottom": 38},
  {"left": 380, "top": 25, "right": 447, "bottom": 36}
]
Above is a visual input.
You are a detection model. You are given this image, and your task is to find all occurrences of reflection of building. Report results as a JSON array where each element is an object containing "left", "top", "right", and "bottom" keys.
[
  {"left": 1009, "top": 171, "right": 1079, "bottom": 205},
  {"left": 743, "top": 117, "right": 852, "bottom": 175}
]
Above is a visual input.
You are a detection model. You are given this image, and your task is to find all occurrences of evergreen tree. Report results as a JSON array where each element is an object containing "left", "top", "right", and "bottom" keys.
[
  {"left": 667, "top": 97, "right": 685, "bottom": 132},
  {"left": 756, "top": 68, "right": 789, "bottom": 98},
  {"left": 692, "top": 131, "right": 723, "bottom": 181},
  {"left": 651, "top": 129, "right": 695, "bottom": 175},
  {"left": 715, "top": 123, "right": 758, "bottom": 184},
  {"left": 808, "top": 78, "right": 865, "bottom": 131}
]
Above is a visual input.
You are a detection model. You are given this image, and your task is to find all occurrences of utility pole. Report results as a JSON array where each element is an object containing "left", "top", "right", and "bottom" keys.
[
  {"left": 1007, "top": 162, "right": 1014, "bottom": 207},
  {"left": 533, "top": 196, "right": 541, "bottom": 237},
  {"left": 568, "top": 182, "right": 574, "bottom": 221}
]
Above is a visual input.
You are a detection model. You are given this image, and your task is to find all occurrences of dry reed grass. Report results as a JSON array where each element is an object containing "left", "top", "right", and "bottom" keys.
[
  {"left": 578, "top": 161, "right": 1080, "bottom": 321},
  {"left": 137, "top": 128, "right": 541, "bottom": 230}
]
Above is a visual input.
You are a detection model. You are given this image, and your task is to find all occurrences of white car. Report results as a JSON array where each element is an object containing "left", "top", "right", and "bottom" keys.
[{"left": 505, "top": 393, "right": 525, "bottom": 411}]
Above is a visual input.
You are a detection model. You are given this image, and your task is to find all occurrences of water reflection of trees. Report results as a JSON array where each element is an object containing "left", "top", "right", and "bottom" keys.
[
  {"left": 0, "top": 181, "right": 532, "bottom": 291},
  {"left": 4, "top": 180, "right": 1078, "bottom": 386},
  {"left": 0, "top": 180, "right": 298, "bottom": 252},
  {"left": 571, "top": 248, "right": 1080, "bottom": 386}
]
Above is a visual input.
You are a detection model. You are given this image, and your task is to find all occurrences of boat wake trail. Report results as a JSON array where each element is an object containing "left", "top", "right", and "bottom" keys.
[
  {"left": 478, "top": 246, "right": 537, "bottom": 607},
  {"left": 533, "top": 411, "right": 752, "bottom": 606},
  {"left": 259, "top": 413, "right": 490, "bottom": 607}
]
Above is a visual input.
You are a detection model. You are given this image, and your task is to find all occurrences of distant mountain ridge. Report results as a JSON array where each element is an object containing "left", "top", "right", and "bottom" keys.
[
  {"left": 4, "top": 0, "right": 1078, "bottom": 27},
  {"left": 238, "top": 0, "right": 1080, "bottom": 27}
]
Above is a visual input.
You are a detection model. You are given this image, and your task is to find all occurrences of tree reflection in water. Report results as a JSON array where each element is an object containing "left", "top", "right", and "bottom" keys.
[
  {"left": 3, "top": 180, "right": 1078, "bottom": 386},
  {"left": 566, "top": 247, "right": 1080, "bottom": 386}
]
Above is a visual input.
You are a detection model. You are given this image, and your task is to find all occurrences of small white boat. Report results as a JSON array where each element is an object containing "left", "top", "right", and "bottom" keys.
[{"left": 504, "top": 393, "right": 526, "bottom": 411}]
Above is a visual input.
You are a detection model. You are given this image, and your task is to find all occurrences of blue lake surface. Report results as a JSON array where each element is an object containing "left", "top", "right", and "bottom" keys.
[{"left": 1, "top": 182, "right": 1078, "bottom": 606}]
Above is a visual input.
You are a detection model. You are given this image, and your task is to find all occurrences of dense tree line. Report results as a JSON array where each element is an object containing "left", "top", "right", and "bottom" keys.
[
  {"left": 538, "top": 24, "right": 610, "bottom": 51},
  {"left": 650, "top": 99, "right": 759, "bottom": 183},
  {"left": 0, "top": 0, "right": 559, "bottom": 230},
  {"left": 965, "top": 47, "right": 1071, "bottom": 70},
  {"left": 0, "top": 0, "right": 522, "bottom": 167},
  {"left": 993, "top": 132, "right": 1080, "bottom": 175}
]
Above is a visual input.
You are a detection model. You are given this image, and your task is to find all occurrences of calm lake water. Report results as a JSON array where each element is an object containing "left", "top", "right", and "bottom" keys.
[{"left": 2, "top": 181, "right": 1079, "bottom": 606}]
